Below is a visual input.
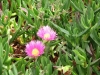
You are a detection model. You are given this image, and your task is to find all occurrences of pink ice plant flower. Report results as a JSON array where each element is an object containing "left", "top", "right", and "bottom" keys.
[
  {"left": 37, "top": 26, "right": 57, "bottom": 41},
  {"left": 25, "top": 40, "right": 45, "bottom": 58}
]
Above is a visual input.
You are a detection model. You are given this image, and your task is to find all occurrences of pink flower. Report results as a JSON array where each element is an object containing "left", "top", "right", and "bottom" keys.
[
  {"left": 25, "top": 40, "right": 45, "bottom": 58},
  {"left": 37, "top": 26, "right": 57, "bottom": 41}
]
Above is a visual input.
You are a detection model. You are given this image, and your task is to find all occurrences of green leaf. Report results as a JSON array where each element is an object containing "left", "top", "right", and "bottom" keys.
[
  {"left": 2, "top": 69, "right": 8, "bottom": 75},
  {"left": 3, "top": 43, "right": 10, "bottom": 63},
  {"left": 76, "top": 65, "right": 84, "bottom": 75},
  {"left": 92, "top": 66, "right": 100, "bottom": 75},
  {"left": 0, "top": 58, "right": 2, "bottom": 74},
  {"left": 0, "top": 41, "right": 3, "bottom": 61},
  {"left": 72, "top": 71, "right": 78, "bottom": 75},
  {"left": 70, "top": 0, "right": 83, "bottom": 14},
  {"left": 16, "top": 0, "right": 21, "bottom": 7},
  {"left": 90, "top": 58, "right": 100, "bottom": 66},
  {"left": 81, "top": 7, "right": 94, "bottom": 29},
  {"left": 90, "top": 29, "right": 100, "bottom": 46},
  {"left": 41, "top": 56, "right": 49, "bottom": 68},
  {"left": 65, "top": 53, "right": 71, "bottom": 65},
  {"left": 45, "top": 63, "right": 52, "bottom": 75},
  {"left": 85, "top": 7, "right": 94, "bottom": 26},
  {"left": 9, "top": 15, "right": 22, "bottom": 44},
  {"left": 9, "top": 26, "right": 21, "bottom": 44},
  {"left": 62, "top": 0, "right": 70, "bottom": 10},
  {"left": 76, "top": 47, "right": 86, "bottom": 58},
  {"left": 20, "top": 11, "right": 33, "bottom": 24},
  {"left": 62, "top": 65, "right": 72, "bottom": 74},
  {"left": 51, "top": 22, "right": 70, "bottom": 36},
  {"left": 74, "top": 56, "right": 81, "bottom": 64},
  {"left": 21, "top": 64, "right": 26, "bottom": 73},
  {"left": 60, "top": 54, "right": 67, "bottom": 65},
  {"left": 86, "top": 58, "right": 92, "bottom": 75},
  {"left": 52, "top": 69, "right": 58, "bottom": 75},
  {"left": 25, "top": 69, "right": 29, "bottom": 75},
  {"left": 9, "top": 70, "right": 14, "bottom": 75},
  {"left": 12, "top": 64, "right": 18, "bottom": 75},
  {"left": 77, "top": 27, "right": 90, "bottom": 37},
  {"left": 73, "top": 49, "right": 86, "bottom": 61},
  {"left": 41, "top": 0, "right": 49, "bottom": 8},
  {"left": 31, "top": 66, "right": 39, "bottom": 75},
  {"left": 81, "top": 15, "right": 88, "bottom": 29},
  {"left": 94, "top": 7, "right": 100, "bottom": 14}
]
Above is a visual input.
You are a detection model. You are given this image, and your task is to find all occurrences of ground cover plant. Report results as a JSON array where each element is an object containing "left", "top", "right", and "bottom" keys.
[{"left": 0, "top": 0, "right": 100, "bottom": 75}]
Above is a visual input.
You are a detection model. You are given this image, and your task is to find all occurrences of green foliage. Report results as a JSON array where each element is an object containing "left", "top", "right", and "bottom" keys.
[{"left": 0, "top": 0, "right": 100, "bottom": 75}]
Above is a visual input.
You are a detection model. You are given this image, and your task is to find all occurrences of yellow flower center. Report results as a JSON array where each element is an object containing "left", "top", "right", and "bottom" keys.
[
  {"left": 32, "top": 48, "right": 39, "bottom": 56},
  {"left": 44, "top": 33, "right": 50, "bottom": 39}
]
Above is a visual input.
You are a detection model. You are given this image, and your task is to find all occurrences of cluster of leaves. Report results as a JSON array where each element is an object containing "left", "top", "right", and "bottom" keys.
[{"left": 0, "top": 0, "right": 100, "bottom": 75}]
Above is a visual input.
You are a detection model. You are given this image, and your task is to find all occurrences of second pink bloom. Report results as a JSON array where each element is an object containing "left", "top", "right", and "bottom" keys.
[{"left": 37, "top": 26, "right": 57, "bottom": 41}]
